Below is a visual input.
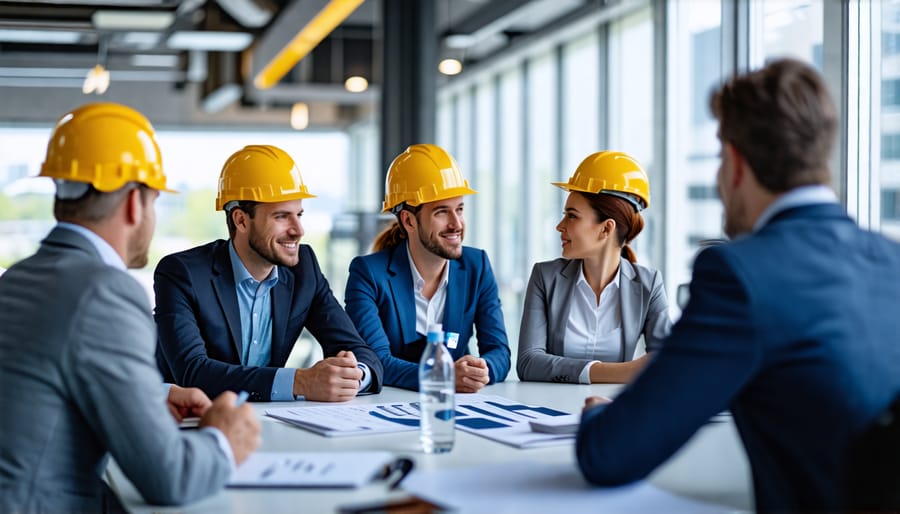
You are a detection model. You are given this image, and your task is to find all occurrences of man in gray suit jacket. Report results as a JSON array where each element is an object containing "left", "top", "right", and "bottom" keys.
[{"left": 0, "top": 103, "right": 260, "bottom": 513}]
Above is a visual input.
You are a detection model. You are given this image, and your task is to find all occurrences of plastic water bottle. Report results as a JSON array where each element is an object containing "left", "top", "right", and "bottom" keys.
[{"left": 419, "top": 323, "right": 455, "bottom": 453}]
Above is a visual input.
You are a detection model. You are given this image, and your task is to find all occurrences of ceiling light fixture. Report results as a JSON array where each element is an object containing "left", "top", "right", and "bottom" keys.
[
  {"left": 83, "top": 35, "right": 110, "bottom": 95},
  {"left": 438, "top": 58, "right": 462, "bottom": 76},
  {"left": 131, "top": 54, "right": 180, "bottom": 68},
  {"left": 0, "top": 29, "right": 83, "bottom": 44},
  {"left": 83, "top": 65, "right": 110, "bottom": 95},
  {"left": 290, "top": 102, "right": 309, "bottom": 130},
  {"left": 253, "top": 0, "right": 365, "bottom": 90},
  {"left": 91, "top": 10, "right": 175, "bottom": 31},
  {"left": 344, "top": 75, "right": 368, "bottom": 93},
  {"left": 167, "top": 31, "right": 254, "bottom": 51}
]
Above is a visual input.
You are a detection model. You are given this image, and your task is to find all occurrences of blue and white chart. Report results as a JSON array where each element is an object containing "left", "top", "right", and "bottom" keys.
[{"left": 265, "top": 394, "right": 578, "bottom": 448}]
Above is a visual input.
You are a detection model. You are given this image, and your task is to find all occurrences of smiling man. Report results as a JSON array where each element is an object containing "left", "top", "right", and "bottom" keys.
[
  {"left": 344, "top": 144, "right": 511, "bottom": 391},
  {"left": 154, "top": 145, "right": 383, "bottom": 402}
]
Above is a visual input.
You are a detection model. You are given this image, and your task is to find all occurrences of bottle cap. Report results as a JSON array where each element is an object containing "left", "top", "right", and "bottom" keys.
[{"left": 426, "top": 323, "right": 444, "bottom": 342}]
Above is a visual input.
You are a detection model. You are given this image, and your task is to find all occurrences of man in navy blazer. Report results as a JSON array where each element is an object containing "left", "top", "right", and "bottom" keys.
[
  {"left": 576, "top": 59, "right": 900, "bottom": 512},
  {"left": 155, "top": 145, "right": 382, "bottom": 402},
  {"left": 345, "top": 144, "right": 510, "bottom": 391}
]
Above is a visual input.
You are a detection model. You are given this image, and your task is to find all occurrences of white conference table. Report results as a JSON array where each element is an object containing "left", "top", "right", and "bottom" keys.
[{"left": 108, "top": 381, "right": 753, "bottom": 513}]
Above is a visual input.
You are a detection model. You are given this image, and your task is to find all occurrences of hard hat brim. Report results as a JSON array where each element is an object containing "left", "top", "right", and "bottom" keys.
[
  {"left": 382, "top": 186, "right": 477, "bottom": 213},
  {"left": 552, "top": 181, "right": 649, "bottom": 211}
]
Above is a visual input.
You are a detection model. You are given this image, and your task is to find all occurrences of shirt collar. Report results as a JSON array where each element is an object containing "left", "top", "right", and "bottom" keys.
[
  {"left": 406, "top": 242, "right": 449, "bottom": 292},
  {"left": 576, "top": 260, "right": 621, "bottom": 290},
  {"left": 228, "top": 240, "right": 278, "bottom": 286},
  {"left": 55, "top": 222, "right": 126, "bottom": 270},
  {"left": 753, "top": 184, "right": 837, "bottom": 232}
]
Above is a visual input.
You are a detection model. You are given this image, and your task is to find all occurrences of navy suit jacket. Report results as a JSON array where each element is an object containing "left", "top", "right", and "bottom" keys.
[
  {"left": 577, "top": 203, "right": 900, "bottom": 513},
  {"left": 344, "top": 243, "right": 511, "bottom": 390},
  {"left": 155, "top": 240, "right": 383, "bottom": 401}
]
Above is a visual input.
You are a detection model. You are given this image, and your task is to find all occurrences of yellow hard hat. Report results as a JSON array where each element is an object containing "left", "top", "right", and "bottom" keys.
[
  {"left": 382, "top": 144, "right": 477, "bottom": 213},
  {"left": 40, "top": 102, "right": 174, "bottom": 193},
  {"left": 216, "top": 145, "right": 316, "bottom": 211},
  {"left": 552, "top": 151, "right": 650, "bottom": 210}
]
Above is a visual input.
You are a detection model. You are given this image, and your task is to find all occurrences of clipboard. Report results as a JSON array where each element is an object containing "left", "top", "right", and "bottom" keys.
[{"left": 227, "top": 451, "right": 413, "bottom": 489}]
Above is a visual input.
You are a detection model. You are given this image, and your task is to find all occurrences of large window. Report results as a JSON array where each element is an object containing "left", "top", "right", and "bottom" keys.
[
  {"left": 561, "top": 31, "right": 600, "bottom": 175},
  {"left": 608, "top": 6, "right": 656, "bottom": 266},
  {"left": 880, "top": 0, "right": 900, "bottom": 240},
  {"left": 754, "top": 0, "right": 824, "bottom": 67},
  {"left": 473, "top": 79, "right": 498, "bottom": 254},
  {"left": 665, "top": 0, "right": 724, "bottom": 310},
  {"left": 497, "top": 66, "right": 525, "bottom": 334},
  {"left": 526, "top": 51, "right": 560, "bottom": 267}
]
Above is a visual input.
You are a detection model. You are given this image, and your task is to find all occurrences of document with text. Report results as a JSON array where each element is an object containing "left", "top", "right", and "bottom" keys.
[
  {"left": 266, "top": 395, "right": 577, "bottom": 448},
  {"left": 227, "top": 451, "right": 394, "bottom": 488}
]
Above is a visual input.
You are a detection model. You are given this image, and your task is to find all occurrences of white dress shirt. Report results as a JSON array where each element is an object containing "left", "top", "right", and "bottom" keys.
[
  {"left": 564, "top": 262, "right": 623, "bottom": 384},
  {"left": 407, "top": 243, "right": 450, "bottom": 337}
]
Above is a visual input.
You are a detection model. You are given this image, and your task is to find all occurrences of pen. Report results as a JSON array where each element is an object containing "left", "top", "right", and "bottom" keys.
[{"left": 235, "top": 390, "right": 249, "bottom": 407}]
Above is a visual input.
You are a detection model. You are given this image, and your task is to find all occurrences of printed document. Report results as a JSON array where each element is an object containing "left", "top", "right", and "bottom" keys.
[
  {"left": 228, "top": 451, "right": 394, "bottom": 488},
  {"left": 266, "top": 395, "right": 577, "bottom": 448}
]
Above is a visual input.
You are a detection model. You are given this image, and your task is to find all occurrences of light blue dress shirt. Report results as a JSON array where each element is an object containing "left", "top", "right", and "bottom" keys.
[
  {"left": 228, "top": 243, "right": 296, "bottom": 401},
  {"left": 227, "top": 243, "right": 373, "bottom": 400}
]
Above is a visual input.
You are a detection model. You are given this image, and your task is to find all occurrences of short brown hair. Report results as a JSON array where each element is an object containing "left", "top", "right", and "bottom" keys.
[
  {"left": 54, "top": 182, "right": 150, "bottom": 223},
  {"left": 225, "top": 201, "right": 260, "bottom": 239},
  {"left": 710, "top": 58, "right": 836, "bottom": 193}
]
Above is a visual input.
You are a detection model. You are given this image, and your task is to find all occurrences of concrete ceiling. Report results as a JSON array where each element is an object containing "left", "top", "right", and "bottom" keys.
[{"left": 0, "top": 0, "right": 589, "bottom": 130}]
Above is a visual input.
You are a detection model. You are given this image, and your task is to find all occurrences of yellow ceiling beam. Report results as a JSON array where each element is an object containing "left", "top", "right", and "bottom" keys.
[{"left": 253, "top": 0, "right": 366, "bottom": 90}]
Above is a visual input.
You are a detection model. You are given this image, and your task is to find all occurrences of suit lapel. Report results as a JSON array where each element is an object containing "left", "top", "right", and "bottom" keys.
[
  {"left": 211, "top": 243, "right": 243, "bottom": 359},
  {"left": 618, "top": 258, "right": 641, "bottom": 361},
  {"left": 388, "top": 244, "right": 419, "bottom": 344},
  {"left": 549, "top": 260, "right": 580, "bottom": 355},
  {"left": 270, "top": 267, "right": 292, "bottom": 365},
  {"left": 443, "top": 258, "right": 465, "bottom": 340}
]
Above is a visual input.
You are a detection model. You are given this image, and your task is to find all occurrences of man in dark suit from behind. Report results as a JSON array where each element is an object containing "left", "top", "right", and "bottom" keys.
[{"left": 576, "top": 58, "right": 900, "bottom": 513}]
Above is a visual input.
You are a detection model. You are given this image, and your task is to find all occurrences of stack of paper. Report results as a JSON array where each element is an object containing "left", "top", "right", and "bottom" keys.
[{"left": 266, "top": 395, "right": 578, "bottom": 449}]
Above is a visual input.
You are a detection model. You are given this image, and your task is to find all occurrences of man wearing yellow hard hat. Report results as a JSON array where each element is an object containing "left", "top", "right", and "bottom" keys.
[
  {"left": 344, "top": 144, "right": 511, "bottom": 391},
  {"left": 0, "top": 103, "right": 260, "bottom": 512},
  {"left": 154, "top": 144, "right": 383, "bottom": 402}
]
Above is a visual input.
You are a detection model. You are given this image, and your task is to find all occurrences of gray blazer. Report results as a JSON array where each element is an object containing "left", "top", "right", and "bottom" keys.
[
  {"left": 516, "top": 257, "right": 672, "bottom": 383},
  {"left": 0, "top": 227, "right": 231, "bottom": 513}
]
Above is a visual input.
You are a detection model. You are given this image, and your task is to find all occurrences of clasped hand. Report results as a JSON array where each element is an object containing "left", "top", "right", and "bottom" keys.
[
  {"left": 455, "top": 355, "right": 489, "bottom": 393},
  {"left": 293, "top": 350, "right": 362, "bottom": 402}
]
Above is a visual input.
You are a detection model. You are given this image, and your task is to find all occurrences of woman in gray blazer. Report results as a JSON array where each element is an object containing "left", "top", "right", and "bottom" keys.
[{"left": 517, "top": 151, "right": 672, "bottom": 384}]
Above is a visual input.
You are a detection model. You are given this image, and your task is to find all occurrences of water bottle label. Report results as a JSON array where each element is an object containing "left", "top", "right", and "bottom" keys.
[{"left": 446, "top": 332, "right": 459, "bottom": 349}]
